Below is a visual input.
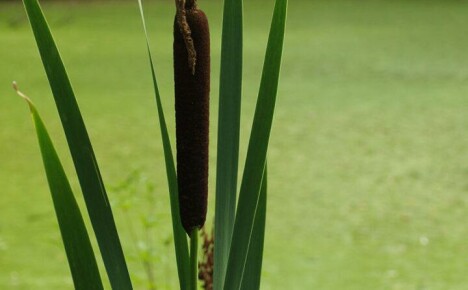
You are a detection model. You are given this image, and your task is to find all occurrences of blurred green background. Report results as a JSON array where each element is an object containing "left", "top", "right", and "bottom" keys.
[{"left": 1, "top": 0, "right": 467, "bottom": 289}]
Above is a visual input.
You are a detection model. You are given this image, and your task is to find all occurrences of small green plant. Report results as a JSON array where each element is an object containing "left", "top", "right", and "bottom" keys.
[
  {"left": 110, "top": 171, "right": 167, "bottom": 289},
  {"left": 15, "top": 0, "right": 287, "bottom": 288}
]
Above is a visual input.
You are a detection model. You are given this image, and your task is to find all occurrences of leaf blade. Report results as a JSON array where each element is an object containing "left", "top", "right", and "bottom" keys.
[
  {"left": 21, "top": 0, "right": 132, "bottom": 288},
  {"left": 214, "top": 0, "right": 244, "bottom": 288},
  {"left": 137, "top": 1, "right": 190, "bottom": 289},
  {"left": 23, "top": 97, "right": 103, "bottom": 290},
  {"left": 223, "top": 0, "right": 288, "bottom": 288},
  {"left": 239, "top": 165, "right": 267, "bottom": 290}
]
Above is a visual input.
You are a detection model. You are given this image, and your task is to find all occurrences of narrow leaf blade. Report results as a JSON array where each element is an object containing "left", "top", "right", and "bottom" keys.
[
  {"left": 239, "top": 165, "right": 267, "bottom": 290},
  {"left": 23, "top": 97, "right": 103, "bottom": 290},
  {"left": 214, "top": 0, "right": 243, "bottom": 288},
  {"left": 137, "top": 1, "right": 190, "bottom": 289},
  {"left": 224, "top": 0, "right": 288, "bottom": 288},
  {"left": 21, "top": 0, "right": 132, "bottom": 288}
]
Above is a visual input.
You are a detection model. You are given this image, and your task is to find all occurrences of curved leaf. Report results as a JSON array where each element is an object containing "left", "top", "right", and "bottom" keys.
[
  {"left": 20, "top": 92, "right": 103, "bottom": 290},
  {"left": 21, "top": 0, "right": 132, "bottom": 288}
]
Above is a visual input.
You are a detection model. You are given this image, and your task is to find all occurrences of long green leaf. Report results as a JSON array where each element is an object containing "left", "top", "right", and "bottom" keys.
[
  {"left": 19, "top": 92, "right": 103, "bottom": 290},
  {"left": 239, "top": 165, "right": 267, "bottom": 290},
  {"left": 21, "top": 0, "right": 132, "bottom": 288},
  {"left": 224, "top": 0, "right": 287, "bottom": 288},
  {"left": 214, "top": 0, "right": 243, "bottom": 288},
  {"left": 137, "top": 1, "right": 190, "bottom": 289}
]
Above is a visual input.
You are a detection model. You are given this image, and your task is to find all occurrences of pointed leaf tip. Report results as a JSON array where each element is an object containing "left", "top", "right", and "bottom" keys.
[{"left": 13, "top": 81, "right": 35, "bottom": 111}]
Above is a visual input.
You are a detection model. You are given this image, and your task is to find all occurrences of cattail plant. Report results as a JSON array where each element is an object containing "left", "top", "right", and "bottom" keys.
[
  {"left": 174, "top": 1, "right": 210, "bottom": 288},
  {"left": 16, "top": 0, "right": 287, "bottom": 288},
  {"left": 173, "top": 0, "right": 210, "bottom": 235}
]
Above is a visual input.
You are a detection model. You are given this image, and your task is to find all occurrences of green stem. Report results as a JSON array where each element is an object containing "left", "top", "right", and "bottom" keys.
[{"left": 190, "top": 229, "right": 199, "bottom": 290}]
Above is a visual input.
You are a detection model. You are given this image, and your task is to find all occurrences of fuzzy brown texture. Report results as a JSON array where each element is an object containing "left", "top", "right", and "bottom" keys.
[
  {"left": 185, "top": 0, "right": 196, "bottom": 9},
  {"left": 174, "top": 8, "right": 210, "bottom": 234},
  {"left": 198, "top": 228, "right": 214, "bottom": 290}
]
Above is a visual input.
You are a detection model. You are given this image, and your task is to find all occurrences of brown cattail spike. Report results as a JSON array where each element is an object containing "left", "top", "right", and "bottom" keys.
[
  {"left": 185, "top": 0, "right": 196, "bottom": 9},
  {"left": 174, "top": 1, "right": 210, "bottom": 234}
]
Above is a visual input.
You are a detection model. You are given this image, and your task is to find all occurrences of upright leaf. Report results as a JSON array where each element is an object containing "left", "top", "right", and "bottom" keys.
[
  {"left": 224, "top": 0, "right": 287, "bottom": 288},
  {"left": 19, "top": 91, "right": 103, "bottom": 290},
  {"left": 137, "top": 1, "right": 190, "bottom": 289},
  {"left": 21, "top": 0, "right": 132, "bottom": 288},
  {"left": 214, "top": 0, "right": 243, "bottom": 288},
  {"left": 239, "top": 165, "right": 267, "bottom": 290}
]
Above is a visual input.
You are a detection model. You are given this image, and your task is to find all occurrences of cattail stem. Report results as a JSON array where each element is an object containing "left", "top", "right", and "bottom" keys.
[
  {"left": 174, "top": 1, "right": 210, "bottom": 234},
  {"left": 190, "top": 229, "right": 199, "bottom": 290}
]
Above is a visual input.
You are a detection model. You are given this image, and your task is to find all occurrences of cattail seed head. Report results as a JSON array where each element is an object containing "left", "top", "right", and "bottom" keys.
[
  {"left": 185, "top": 0, "right": 196, "bottom": 9},
  {"left": 174, "top": 6, "right": 210, "bottom": 234}
]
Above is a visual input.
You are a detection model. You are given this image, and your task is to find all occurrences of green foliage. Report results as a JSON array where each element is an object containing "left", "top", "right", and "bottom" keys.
[
  {"left": 21, "top": 0, "right": 132, "bottom": 288},
  {"left": 136, "top": 1, "right": 190, "bottom": 289},
  {"left": 18, "top": 0, "right": 287, "bottom": 288},
  {"left": 240, "top": 165, "right": 267, "bottom": 290},
  {"left": 17, "top": 91, "right": 103, "bottom": 290},
  {"left": 4, "top": 1, "right": 468, "bottom": 289},
  {"left": 213, "top": 0, "right": 243, "bottom": 287},
  {"left": 110, "top": 171, "right": 163, "bottom": 290},
  {"left": 224, "top": 0, "right": 287, "bottom": 288}
]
